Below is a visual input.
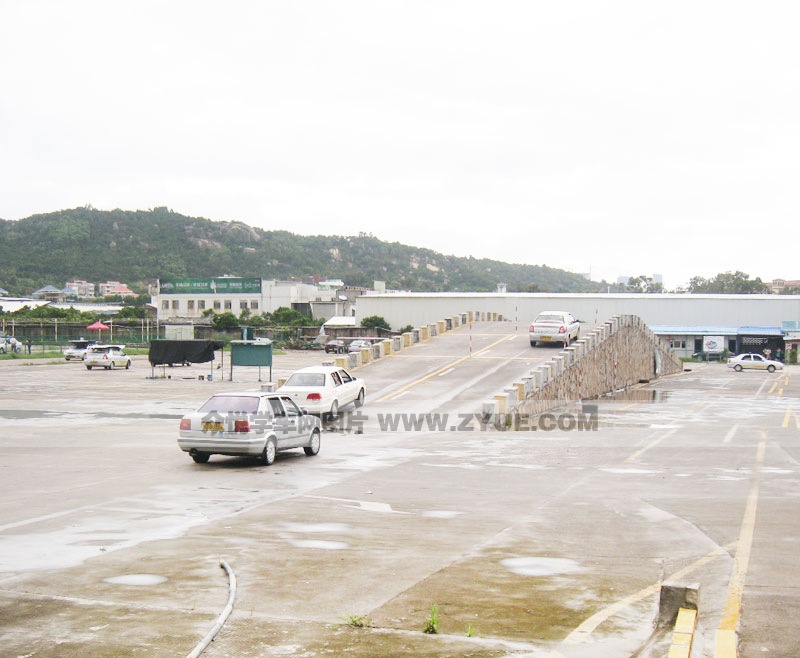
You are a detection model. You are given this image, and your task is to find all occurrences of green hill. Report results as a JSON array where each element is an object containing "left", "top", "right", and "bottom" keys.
[{"left": 0, "top": 207, "right": 604, "bottom": 295}]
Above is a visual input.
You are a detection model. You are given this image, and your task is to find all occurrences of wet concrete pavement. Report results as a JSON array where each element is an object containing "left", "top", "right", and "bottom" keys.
[{"left": 0, "top": 323, "right": 798, "bottom": 657}]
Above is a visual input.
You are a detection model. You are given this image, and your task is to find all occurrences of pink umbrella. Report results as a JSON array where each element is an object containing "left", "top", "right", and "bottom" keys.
[{"left": 86, "top": 320, "right": 110, "bottom": 340}]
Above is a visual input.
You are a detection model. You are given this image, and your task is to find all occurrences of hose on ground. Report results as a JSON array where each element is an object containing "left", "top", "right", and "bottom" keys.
[{"left": 185, "top": 560, "right": 237, "bottom": 658}]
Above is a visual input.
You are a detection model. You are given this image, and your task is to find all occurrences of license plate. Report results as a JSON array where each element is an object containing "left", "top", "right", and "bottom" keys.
[
  {"left": 202, "top": 421, "right": 224, "bottom": 431},
  {"left": 540, "top": 336, "right": 551, "bottom": 341}
]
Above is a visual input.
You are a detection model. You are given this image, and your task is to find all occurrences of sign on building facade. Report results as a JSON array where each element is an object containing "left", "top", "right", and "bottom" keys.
[{"left": 159, "top": 278, "right": 262, "bottom": 295}]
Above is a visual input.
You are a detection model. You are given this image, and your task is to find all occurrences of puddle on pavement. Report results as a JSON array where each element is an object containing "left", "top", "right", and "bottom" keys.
[
  {"left": 421, "top": 510, "right": 462, "bottom": 519},
  {"left": 280, "top": 522, "right": 351, "bottom": 534},
  {"left": 0, "top": 409, "right": 180, "bottom": 421},
  {"left": 500, "top": 556, "right": 583, "bottom": 577},
  {"left": 600, "top": 389, "right": 671, "bottom": 403},
  {"left": 103, "top": 574, "right": 168, "bottom": 586},
  {"left": 286, "top": 539, "right": 349, "bottom": 550}
]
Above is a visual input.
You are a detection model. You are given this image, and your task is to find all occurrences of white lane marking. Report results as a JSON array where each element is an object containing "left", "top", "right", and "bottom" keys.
[
  {"left": 723, "top": 424, "right": 738, "bottom": 444},
  {"left": 304, "top": 495, "right": 411, "bottom": 515},
  {"left": 437, "top": 367, "right": 455, "bottom": 377}
]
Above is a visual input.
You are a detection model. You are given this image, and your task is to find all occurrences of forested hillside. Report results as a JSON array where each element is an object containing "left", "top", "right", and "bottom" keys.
[{"left": 0, "top": 207, "right": 604, "bottom": 295}]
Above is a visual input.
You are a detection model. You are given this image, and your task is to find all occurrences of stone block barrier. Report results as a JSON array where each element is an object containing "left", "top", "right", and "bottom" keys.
[{"left": 482, "top": 315, "right": 683, "bottom": 427}]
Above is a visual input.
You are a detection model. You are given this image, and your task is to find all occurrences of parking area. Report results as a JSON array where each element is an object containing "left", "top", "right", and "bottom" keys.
[{"left": 0, "top": 323, "right": 798, "bottom": 657}]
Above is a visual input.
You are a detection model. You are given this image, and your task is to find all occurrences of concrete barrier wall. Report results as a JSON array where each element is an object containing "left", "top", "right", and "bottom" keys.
[{"left": 483, "top": 315, "right": 682, "bottom": 424}]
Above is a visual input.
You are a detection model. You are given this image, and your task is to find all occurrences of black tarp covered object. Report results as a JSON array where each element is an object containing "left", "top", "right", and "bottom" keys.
[{"left": 148, "top": 340, "right": 224, "bottom": 366}]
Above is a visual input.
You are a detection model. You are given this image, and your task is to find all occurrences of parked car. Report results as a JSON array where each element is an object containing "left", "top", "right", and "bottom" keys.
[
  {"left": 63, "top": 338, "right": 96, "bottom": 361},
  {"left": 0, "top": 336, "right": 22, "bottom": 354},
  {"left": 85, "top": 344, "right": 132, "bottom": 370},
  {"left": 727, "top": 353, "right": 784, "bottom": 372},
  {"left": 692, "top": 351, "right": 726, "bottom": 362},
  {"left": 178, "top": 391, "right": 321, "bottom": 464},
  {"left": 277, "top": 365, "right": 365, "bottom": 420},
  {"left": 529, "top": 311, "right": 580, "bottom": 347},
  {"left": 324, "top": 339, "right": 347, "bottom": 354},
  {"left": 348, "top": 339, "right": 373, "bottom": 352}
]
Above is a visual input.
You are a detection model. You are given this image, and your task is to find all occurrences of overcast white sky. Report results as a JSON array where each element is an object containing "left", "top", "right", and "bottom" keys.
[{"left": 1, "top": 2, "right": 798, "bottom": 289}]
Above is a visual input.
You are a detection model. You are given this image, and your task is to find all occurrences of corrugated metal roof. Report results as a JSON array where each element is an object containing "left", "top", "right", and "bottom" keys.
[
  {"left": 650, "top": 325, "right": 738, "bottom": 335},
  {"left": 738, "top": 326, "right": 785, "bottom": 336}
]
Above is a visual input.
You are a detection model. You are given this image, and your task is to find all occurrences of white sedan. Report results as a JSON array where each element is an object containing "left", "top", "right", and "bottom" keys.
[
  {"left": 85, "top": 344, "right": 132, "bottom": 370},
  {"left": 277, "top": 365, "right": 365, "bottom": 420},
  {"left": 529, "top": 311, "right": 580, "bottom": 347},
  {"left": 727, "top": 353, "right": 784, "bottom": 372},
  {"left": 178, "top": 391, "right": 321, "bottom": 465}
]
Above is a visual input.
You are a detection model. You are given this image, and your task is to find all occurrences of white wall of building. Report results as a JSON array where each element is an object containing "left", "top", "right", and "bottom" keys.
[
  {"left": 152, "top": 279, "right": 337, "bottom": 321},
  {"left": 355, "top": 293, "right": 800, "bottom": 331}
]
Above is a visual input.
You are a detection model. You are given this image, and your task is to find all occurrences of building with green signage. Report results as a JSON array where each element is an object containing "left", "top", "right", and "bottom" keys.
[{"left": 151, "top": 277, "right": 342, "bottom": 322}]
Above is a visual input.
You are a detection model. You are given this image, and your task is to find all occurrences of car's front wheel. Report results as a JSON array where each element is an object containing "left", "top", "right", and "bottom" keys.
[
  {"left": 125, "top": 361, "right": 130, "bottom": 369},
  {"left": 734, "top": 364, "right": 743, "bottom": 372},
  {"left": 767, "top": 365, "right": 776, "bottom": 373},
  {"left": 86, "top": 365, "right": 92, "bottom": 370},
  {"left": 262, "top": 438, "right": 277, "bottom": 466},
  {"left": 304, "top": 430, "right": 321, "bottom": 456},
  {"left": 354, "top": 389, "right": 365, "bottom": 407}
]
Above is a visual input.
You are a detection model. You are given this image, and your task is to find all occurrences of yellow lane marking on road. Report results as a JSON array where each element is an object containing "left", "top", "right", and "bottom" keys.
[
  {"left": 781, "top": 406, "right": 800, "bottom": 429},
  {"left": 624, "top": 428, "right": 678, "bottom": 463},
  {"left": 376, "top": 334, "right": 516, "bottom": 402},
  {"left": 715, "top": 433, "right": 767, "bottom": 658},
  {"left": 562, "top": 541, "right": 736, "bottom": 646}
]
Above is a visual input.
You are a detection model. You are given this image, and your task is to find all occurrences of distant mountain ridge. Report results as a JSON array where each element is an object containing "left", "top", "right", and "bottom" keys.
[{"left": 0, "top": 207, "right": 603, "bottom": 295}]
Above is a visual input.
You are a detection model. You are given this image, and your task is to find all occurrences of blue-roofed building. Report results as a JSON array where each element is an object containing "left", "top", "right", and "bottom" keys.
[{"left": 651, "top": 324, "right": 786, "bottom": 360}]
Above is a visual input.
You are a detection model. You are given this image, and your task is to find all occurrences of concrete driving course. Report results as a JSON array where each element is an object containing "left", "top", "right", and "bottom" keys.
[{"left": 0, "top": 321, "right": 797, "bottom": 657}]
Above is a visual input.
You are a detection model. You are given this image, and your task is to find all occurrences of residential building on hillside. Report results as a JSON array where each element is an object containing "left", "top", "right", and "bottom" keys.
[
  {"left": 32, "top": 285, "right": 66, "bottom": 303},
  {"left": 98, "top": 281, "right": 137, "bottom": 297},
  {"left": 65, "top": 280, "right": 96, "bottom": 298},
  {"left": 770, "top": 279, "right": 800, "bottom": 294}
]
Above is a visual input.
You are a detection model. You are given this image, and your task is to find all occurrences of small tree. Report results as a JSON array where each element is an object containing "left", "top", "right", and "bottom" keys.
[
  {"left": 209, "top": 312, "right": 239, "bottom": 332},
  {"left": 361, "top": 315, "right": 391, "bottom": 331}
]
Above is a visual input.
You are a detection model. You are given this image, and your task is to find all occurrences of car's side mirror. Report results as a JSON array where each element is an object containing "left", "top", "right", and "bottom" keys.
[{"left": 300, "top": 408, "right": 309, "bottom": 415}]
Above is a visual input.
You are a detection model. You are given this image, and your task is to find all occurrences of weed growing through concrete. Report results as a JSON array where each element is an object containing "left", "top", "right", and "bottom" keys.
[
  {"left": 423, "top": 604, "right": 439, "bottom": 634},
  {"left": 342, "top": 614, "right": 370, "bottom": 628},
  {"left": 466, "top": 624, "right": 475, "bottom": 637}
]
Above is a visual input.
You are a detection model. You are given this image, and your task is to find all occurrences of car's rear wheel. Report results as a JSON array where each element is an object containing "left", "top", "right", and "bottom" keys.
[
  {"left": 530, "top": 340, "right": 536, "bottom": 347},
  {"left": 354, "top": 389, "right": 365, "bottom": 407},
  {"left": 262, "top": 438, "right": 277, "bottom": 465},
  {"left": 86, "top": 365, "right": 92, "bottom": 370},
  {"left": 768, "top": 364, "right": 776, "bottom": 372},
  {"left": 304, "top": 430, "right": 321, "bottom": 456},
  {"left": 734, "top": 364, "right": 743, "bottom": 372},
  {"left": 326, "top": 400, "right": 339, "bottom": 421},
  {"left": 125, "top": 361, "right": 130, "bottom": 369},
  {"left": 191, "top": 451, "right": 210, "bottom": 464}
]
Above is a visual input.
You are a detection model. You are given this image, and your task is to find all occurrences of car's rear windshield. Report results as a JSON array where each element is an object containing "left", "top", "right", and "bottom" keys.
[
  {"left": 198, "top": 395, "right": 260, "bottom": 413},
  {"left": 535, "top": 314, "right": 564, "bottom": 323},
  {"left": 284, "top": 373, "right": 326, "bottom": 387}
]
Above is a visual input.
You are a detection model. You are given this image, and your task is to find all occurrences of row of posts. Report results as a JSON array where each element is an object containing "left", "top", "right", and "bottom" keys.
[{"left": 326, "top": 311, "right": 506, "bottom": 370}]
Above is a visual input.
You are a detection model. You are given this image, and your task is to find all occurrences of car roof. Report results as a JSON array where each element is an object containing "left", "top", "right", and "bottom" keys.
[
  {"left": 290, "top": 365, "right": 346, "bottom": 373},
  {"left": 89, "top": 344, "right": 126, "bottom": 349},
  {"left": 208, "top": 390, "right": 280, "bottom": 397}
]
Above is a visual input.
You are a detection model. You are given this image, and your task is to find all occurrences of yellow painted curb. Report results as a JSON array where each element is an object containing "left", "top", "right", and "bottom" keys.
[
  {"left": 667, "top": 608, "right": 697, "bottom": 658},
  {"left": 715, "top": 629, "right": 738, "bottom": 657}
]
